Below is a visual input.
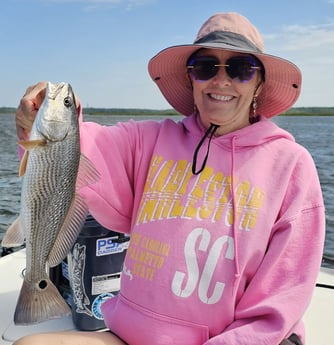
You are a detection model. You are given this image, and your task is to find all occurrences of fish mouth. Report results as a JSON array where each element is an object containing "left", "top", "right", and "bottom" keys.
[{"left": 47, "top": 82, "right": 69, "bottom": 100}]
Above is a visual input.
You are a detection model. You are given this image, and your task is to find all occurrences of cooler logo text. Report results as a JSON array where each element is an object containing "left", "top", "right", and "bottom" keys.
[{"left": 96, "top": 237, "right": 127, "bottom": 256}]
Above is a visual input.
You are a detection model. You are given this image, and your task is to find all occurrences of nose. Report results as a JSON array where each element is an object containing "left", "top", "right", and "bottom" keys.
[{"left": 212, "top": 66, "right": 232, "bottom": 85}]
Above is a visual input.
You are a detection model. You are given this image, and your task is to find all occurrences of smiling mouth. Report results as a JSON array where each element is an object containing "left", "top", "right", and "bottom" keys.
[{"left": 209, "top": 93, "right": 234, "bottom": 102}]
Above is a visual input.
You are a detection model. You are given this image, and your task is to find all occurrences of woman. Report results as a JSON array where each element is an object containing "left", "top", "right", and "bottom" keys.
[{"left": 14, "top": 12, "right": 323, "bottom": 345}]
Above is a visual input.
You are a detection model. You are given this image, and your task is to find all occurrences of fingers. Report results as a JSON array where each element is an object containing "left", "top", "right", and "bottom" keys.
[
  {"left": 16, "top": 82, "right": 48, "bottom": 140},
  {"left": 74, "top": 93, "right": 81, "bottom": 110}
]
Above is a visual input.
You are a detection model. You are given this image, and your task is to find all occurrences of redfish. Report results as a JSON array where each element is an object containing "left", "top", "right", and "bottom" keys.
[{"left": 3, "top": 82, "right": 99, "bottom": 325}]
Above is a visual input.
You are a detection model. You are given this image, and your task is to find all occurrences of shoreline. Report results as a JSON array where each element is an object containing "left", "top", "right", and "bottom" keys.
[{"left": 1, "top": 105, "right": 334, "bottom": 117}]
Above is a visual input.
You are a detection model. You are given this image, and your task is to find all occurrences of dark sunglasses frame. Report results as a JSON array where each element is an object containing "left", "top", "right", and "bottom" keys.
[{"left": 187, "top": 55, "right": 263, "bottom": 83}]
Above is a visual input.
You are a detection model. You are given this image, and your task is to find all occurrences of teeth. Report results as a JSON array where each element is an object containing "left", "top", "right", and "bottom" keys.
[{"left": 210, "top": 94, "right": 233, "bottom": 101}]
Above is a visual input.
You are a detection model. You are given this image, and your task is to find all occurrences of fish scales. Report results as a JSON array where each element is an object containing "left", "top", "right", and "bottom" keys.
[{"left": 22, "top": 128, "right": 80, "bottom": 283}]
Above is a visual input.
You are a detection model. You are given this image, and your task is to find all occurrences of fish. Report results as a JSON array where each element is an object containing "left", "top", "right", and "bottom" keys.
[{"left": 2, "top": 81, "right": 100, "bottom": 325}]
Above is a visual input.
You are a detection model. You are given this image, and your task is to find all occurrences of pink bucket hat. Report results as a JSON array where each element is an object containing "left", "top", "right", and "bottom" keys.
[{"left": 148, "top": 12, "right": 302, "bottom": 118}]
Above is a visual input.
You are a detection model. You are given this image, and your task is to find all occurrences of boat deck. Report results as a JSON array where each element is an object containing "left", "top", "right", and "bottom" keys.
[{"left": 1, "top": 249, "right": 333, "bottom": 344}]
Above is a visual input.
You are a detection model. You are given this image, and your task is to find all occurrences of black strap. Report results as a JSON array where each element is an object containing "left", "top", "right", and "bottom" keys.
[
  {"left": 192, "top": 123, "right": 219, "bottom": 175},
  {"left": 279, "top": 333, "right": 303, "bottom": 345}
]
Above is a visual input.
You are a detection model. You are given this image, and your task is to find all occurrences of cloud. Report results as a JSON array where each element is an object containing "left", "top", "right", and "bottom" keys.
[
  {"left": 265, "top": 21, "right": 334, "bottom": 50},
  {"left": 264, "top": 21, "right": 334, "bottom": 67},
  {"left": 264, "top": 20, "right": 334, "bottom": 106},
  {"left": 284, "top": 23, "right": 334, "bottom": 51}
]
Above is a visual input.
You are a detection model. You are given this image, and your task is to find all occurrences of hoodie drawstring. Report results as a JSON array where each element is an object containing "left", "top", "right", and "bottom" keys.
[
  {"left": 231, "top": 136, "right": 241, "bottom": 291},
  {"left": 192, "top": 123, "right": 220, "bottom": 175}
]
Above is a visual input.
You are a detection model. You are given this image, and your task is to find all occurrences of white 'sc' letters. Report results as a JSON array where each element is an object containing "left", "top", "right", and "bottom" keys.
[
  {"left": 171, "top": 228, "right": 210, "bottom": 298},
  {"left": 172, "top": 228, "right": 235, "bottom": 304}
]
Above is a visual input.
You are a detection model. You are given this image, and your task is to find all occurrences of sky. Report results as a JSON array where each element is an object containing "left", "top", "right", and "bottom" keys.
[{"left": 1, "top": 0, "right": 334, "bottom": 109}]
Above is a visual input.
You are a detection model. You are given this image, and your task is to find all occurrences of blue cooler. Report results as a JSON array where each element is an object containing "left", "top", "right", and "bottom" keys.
[{"left": 64, "top": 215, "right": 129, "bottom": 330}]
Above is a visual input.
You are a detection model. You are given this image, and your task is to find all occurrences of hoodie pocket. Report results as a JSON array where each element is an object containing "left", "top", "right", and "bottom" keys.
[{"left": 101, "top": 293, "right": 210, "bottom": 345}]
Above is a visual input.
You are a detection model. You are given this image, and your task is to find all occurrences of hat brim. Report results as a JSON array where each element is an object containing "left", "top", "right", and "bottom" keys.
[{"left": 148, "top": 43, "right": 302, "bottom": 118}]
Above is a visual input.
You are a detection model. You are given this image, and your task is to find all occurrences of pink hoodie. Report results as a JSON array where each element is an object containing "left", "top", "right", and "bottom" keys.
[{"left": 78, "top": 114, "right": 325, "bottom": 345}]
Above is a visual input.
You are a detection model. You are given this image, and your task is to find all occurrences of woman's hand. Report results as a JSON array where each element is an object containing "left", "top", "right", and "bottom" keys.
[{"left": 16, "top": 81, "right": 48, "bottom": 141}]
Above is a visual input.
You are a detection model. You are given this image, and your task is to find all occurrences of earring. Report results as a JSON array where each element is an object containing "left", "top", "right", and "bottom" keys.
[
  {"left": 250, "top": 94, "right": 259, "bottom": 124},
  {"left": 193, "top": 104, "right": 199, "bottom": 115}
]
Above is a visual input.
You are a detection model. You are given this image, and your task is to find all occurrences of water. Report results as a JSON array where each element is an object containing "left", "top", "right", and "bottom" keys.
[
  {"left": 0, "top": 115, "right": 22, "bottom": 240},
  {"left": 1, "top": 114, "right": 333, "bottom": 264}
]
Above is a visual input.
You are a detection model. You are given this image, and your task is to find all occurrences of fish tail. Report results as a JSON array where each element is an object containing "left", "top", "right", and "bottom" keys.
[{"left": 14, "top": 276, "right": 71, "bottom": 325}]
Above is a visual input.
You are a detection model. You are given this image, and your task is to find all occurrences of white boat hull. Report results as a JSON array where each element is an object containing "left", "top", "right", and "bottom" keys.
[
  {"left": 1, "top": 249, "right": 333, "bottom": 344},
  {"left": 0, "top": 249, "right": 75, "bottom": 344}
]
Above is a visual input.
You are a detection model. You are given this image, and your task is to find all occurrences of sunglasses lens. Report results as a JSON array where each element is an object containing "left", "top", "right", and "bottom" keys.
[
  {"left": 226, "top": 56, "right": 258, "bottom": 82},
  {"left": 187, "top": 55, "right": 260, "bottom": 82},
  {"left": 187, "top": 56, "right": 219, "bottom": 81}
]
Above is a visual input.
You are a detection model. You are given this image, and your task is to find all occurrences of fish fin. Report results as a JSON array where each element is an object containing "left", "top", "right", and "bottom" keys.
[
  {"left": 14, "top": 274, "right": 71, "bottom": 325},
  {"left": 18, "top": 139, "right": 47, "bottom": 176},
  {"left": 47, "top": 193, "right": 88, "bottom": 267},
  {"left": 76, "top": 153, "right": 100, "bottom": 190},
  {"left": 18, "top": 150, "right": 29, "bottom": 176},
  {"left": 1, "top": 217, "right": 25, "bottom": 247},
  {"left": 18, "top": 139, "right": 47, "bottom": 150}
]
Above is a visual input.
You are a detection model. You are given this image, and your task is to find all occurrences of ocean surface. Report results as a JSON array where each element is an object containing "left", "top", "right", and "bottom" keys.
[{"left": 1, "top": 114, "right": 333, "bottom": 265}]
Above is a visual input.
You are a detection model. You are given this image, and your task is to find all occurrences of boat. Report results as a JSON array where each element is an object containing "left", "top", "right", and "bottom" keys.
[{"left": 1, "top": 248, "right": 334, "bottom": 344}]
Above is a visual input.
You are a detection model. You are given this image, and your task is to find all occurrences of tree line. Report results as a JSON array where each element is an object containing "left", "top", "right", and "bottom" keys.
[{"left": 1, "top": 107, "right": 334, "bottom": 116}]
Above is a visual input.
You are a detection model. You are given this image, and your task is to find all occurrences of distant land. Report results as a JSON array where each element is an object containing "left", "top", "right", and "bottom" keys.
[{"left": 1, "top": 106, "right": 334, "bottom": 116}]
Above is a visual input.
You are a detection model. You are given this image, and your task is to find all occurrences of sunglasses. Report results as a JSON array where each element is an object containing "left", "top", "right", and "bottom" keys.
[{"left": 187, "top": 55, "right": 262, "bottom": 83}]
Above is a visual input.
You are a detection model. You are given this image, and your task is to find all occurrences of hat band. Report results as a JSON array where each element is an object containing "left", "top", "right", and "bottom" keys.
[{"left": 194, "top": 31, "right": 262, "bottom": 53}]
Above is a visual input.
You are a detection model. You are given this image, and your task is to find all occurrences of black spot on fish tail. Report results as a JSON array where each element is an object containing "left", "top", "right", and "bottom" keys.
[
  {"left": 14, "top": 276, "right": 71, "bottom": 325},
  {"left": 38, "top": 279, "right": 48, "bottom": 290}
]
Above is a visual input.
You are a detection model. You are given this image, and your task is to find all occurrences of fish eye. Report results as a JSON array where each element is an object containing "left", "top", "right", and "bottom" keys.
[{"left": 64, "top": 96, "right": 73, "bottom": 107}]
